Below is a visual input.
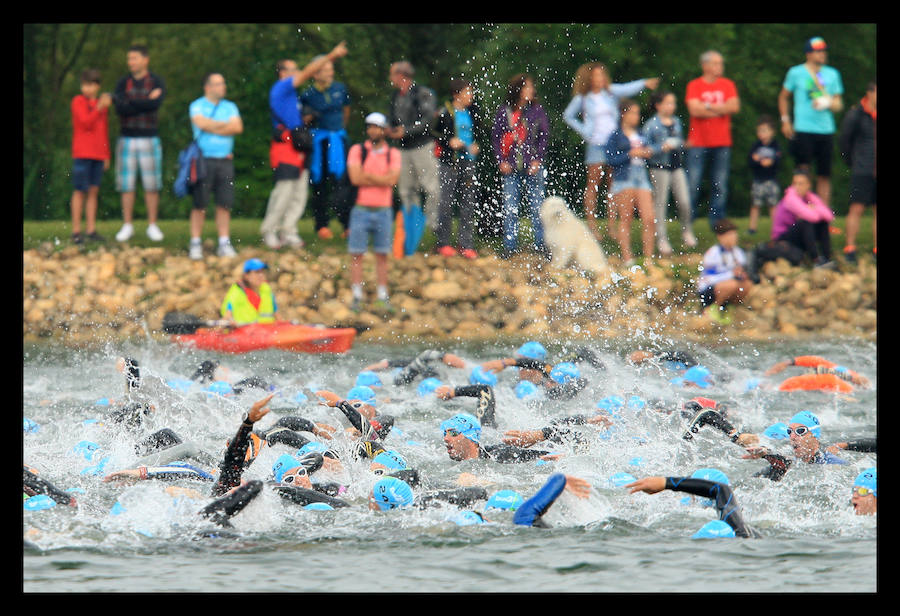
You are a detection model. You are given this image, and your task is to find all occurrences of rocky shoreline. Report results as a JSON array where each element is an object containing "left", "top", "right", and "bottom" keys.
[{"left": 23, "top": 243, "right": 876, "bottom": 347}]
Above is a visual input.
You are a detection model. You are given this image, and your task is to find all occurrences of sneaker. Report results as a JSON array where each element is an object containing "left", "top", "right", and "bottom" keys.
[
  {"left": 372, "top": 299, "right": 396, "bottom": 315},
  {"left": 657, "top": 238, "right": 673, "bottom": 257},
  {"left": 282, "top": 234, "right": 305, "bottom": 248},
  {"left": 189, "top": 241, "right": 203, "bottom": 261},
  {"left": 263, "top": 232, "right": 281, "bottom": 249},
  {"left": 682, "top": 230, "right": 698, "bottom": 249},
  {"left": 146, "top": 224, "right": 164, "bottom": 241},
  {"left": 71, "top": 232, "right": 84, "bottom": 245},
  {"left": 217, "top": 240, "right": 237, "bottom": 258},
  {"left": 843, "top": 246, "right": 857, "bottom": 264},
  {"left": 85, "top": 231, "right": 104, "bottom": 242},
  {"left": 438, "top": 245, "right": 457, "bottom": 257},
  {"left": 747, "top": 228, "right": 757, "bottom": 235},
  {"left": 460, "top": 248, "right": 478, "bottom": 260},
  {"left": 317, "top": 227, "right": 334, "bottom": 240},
  {"left": 813, "top": 258, "right": 836, "bottom": 270},
  {"left": 350, "top": 297, "right": 363, "bottom": 313},
  {"left": 115, "top": 223, "right": 134, "bottom": 242}
]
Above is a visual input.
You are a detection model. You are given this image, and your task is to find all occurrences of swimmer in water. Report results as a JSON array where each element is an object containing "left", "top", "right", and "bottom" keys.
[
  {"left": 362, "top": 349, "right": 468, "bottom": 386},
  {"left": 850, "top": 467, "right": 876, "bottom": 516},
  {"left": 440, "top": 413, "right": 561, "bottom": 463},
  {"left": 433, "top": 383, "right": 497, "bottom": 427}
]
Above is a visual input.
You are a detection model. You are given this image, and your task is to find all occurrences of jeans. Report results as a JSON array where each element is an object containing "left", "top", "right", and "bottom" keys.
[
  {"left": 687, "top": 146, "right": 730, "bottom": 229},
  {"left": 501, "top": 167, "right": 546, "bottom": 253}
]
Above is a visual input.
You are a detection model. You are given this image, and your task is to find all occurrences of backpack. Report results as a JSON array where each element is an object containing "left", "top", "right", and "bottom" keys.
[{"left": 174, "top": 101, "right": 220, "bottom": 199}]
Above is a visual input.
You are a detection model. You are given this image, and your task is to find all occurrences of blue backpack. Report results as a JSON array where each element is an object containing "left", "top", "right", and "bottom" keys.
[{"left": 174, "top": 141, "right": 205, "bottom": 199}]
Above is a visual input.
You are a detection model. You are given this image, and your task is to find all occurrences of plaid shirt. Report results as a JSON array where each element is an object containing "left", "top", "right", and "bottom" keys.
[{"left": 113, "top": 72, "right": 166, "bottom": 137}]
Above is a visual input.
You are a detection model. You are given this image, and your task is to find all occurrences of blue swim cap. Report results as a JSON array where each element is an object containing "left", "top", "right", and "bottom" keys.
[
  {"left": 789, "top": 410, "right": 821, "bottom": 438},
  {"left": 73, "top": 440, "right": 102, "bottom": 461},
  {"left": 745, "top": 378, "right": 761, "bottom": 391},
  {"left": 450, "top": 510, "right": 486, "bottom": 525},
  {"left": 417, "top": 377, "right": 443, "bottom": 397},
  {"left": 243, "top": 258, "right": 268, "bottom": 273},
  {"left": 514, "top": 380, "right": 541, "bottom": 400},
  {"left": 95, "top": 397, "right": 111, "bottom": 406},
  {"left": 205, "top": 381, "right": 234, "bottom": 397},
  {"left": 485, "top": 489, "right": 524, "bottom": 511},
  {"left": 440, "top": 413, "right": 481, "bottom": 444},
  {"left": 682, "top": 366, "right": 712, "bottom": 388},
  {"left": 24, "top": 417, "right": 40, "bottom": 433},
  {"left": 347, "top": 385, "right": 377, "bottom": 407},
  {"left": 550, "top": 362, "right": 580, "bottom": 384},
  {"left": 627, "top": 396, "right": 646, "bottom": 410},
  {"left": 303, "top": 502, "right": 334, "bottom": 511},
  {"left": 763, "top": 422, "right": 790, "bottom": 440},
  {"left": 371, "top": 477, "right": 414, "bottom": 511},
  {"left": 516, "top": 341, "right": 547, "bottom": 361},
  {"left": 691, "top": 468, "right": 730, "bottom": 485},
  {"left": 297, "top": 442, "right": 330, "bottom": 458},
  {"left": 81, "top": 456, "right": 111, "bottom": 477},
  {"left": 692, "top": 520, "right": 736, "bottom": 539},
  {"left": 609, "top": 472, "right": 637, "bottom": 487},
  {"left": 272, "top": 454, "right": 303, "bottom": 483},
  {"left": 109, "top": 501, "right": 127, "bottom": 516},
  {"left": 293, "top": 391, "right": 309, "bottom": 404},
  {"left": 166, "top": 378, "right": 194, "bottom": 393},
  {"left": 596, "top": 395, "right": 625, "bottom": 414},
  {"left": 469, "top": 366, "right": 498, "bottom": 386},
  {"left": 854, "top": 467, "right": 876, "bottom": 497},
  {"left": 372, "top": 450, "right": 408, "bottom": 471},
  {"left": 356, "top": 371, "right": 383, "bottom": 388},
  {"left": 24, "top": 494, "right": 57, "bottom": 511}
]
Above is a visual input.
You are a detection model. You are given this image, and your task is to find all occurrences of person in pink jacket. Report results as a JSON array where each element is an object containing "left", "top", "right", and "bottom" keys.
[{"left": 771, "top": 168, "right": 835, "bottom": 267}]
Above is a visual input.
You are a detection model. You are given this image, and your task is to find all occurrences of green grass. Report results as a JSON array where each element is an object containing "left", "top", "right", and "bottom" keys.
[{"left": 23, "top": 211, "right": 875, "bottom": 259}]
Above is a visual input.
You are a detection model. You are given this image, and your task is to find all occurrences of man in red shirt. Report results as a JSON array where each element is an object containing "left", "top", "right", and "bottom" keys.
[
  {"left": 685, "top": 50, "right": 740, "bottom": 231},
  {"left": 70, "top": 68, "right": 111, "bottom": 244}
]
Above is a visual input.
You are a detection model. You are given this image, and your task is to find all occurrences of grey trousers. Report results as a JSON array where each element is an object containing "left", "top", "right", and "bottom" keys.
[
  {"left": 436, "top": 159, "right": 477, "bottom": 250},
  {"left": 649, "top": 167, "right": 692, "bottom": 246},
  {"left": 398, "top": 142, "right": 441, "bottom": 229},
  {"left": 260, "top": 170, "right": 309, "bottom": 239}
]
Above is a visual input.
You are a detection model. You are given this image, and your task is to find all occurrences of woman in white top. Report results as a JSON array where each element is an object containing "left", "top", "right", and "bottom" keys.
[{"left": 564, "top": 62, "right": 658, "bottom": 243}]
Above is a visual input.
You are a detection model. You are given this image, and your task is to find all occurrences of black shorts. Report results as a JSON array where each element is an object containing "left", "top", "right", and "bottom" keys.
[
  {"left": 848, "top": 175, "right": 876, "bottom": 206},
  {"left": 789, "top": 132, "right": 834, "bottom": 177},
  {"left": 192, "top": 157, "right": 235, "bottom": 210}
]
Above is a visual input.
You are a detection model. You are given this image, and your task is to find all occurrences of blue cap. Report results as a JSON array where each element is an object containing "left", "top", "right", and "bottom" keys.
[
  {"left": 297, "top": 442, "right": 330, "bottom": 458},
  {"left": 303, "top": 502, "right": 334, "bottom": 511},
  {"left": 417, "top": 377, "right": 443, "bottom": 397},
  {"left": 81, "top": 456, "right": 111, "bottom": 477},
  {"left": 347, "top": 385, "right": 377, "bottom": 407},
  {"left": 356, "top": 371, "right": 383, "bottom": 388},
  {"left": 627, "top": 395, "right": 646, "bottom": 410},
  {"left": 205, "top": 381, "right": 234, "bottom": 396},
  {"left": 243, "top": 258, "right": 268, "bottom": 273},
  {"left": 95, "top": 397, "right": 111, "bottom": 406},
  {"left": 514, "top": 380, "right": 540, "bottom": 400},
  {"left": 682, "top": 366, "right": 712, "bottom": 388},
  {"left": 440, "top": 413, "right": 481, "bottom": 444},
  {"left": 371, "top": 477, "right": 414, "bottom": 511},
  {"left": 450, "top": 510, "right": 486, "bottom": 526},
  {"left": 763, "top": 422, "right": 790, "bottom": 440},
  {"left": 789, "top": 410, "right": 821, "bottom": 438},
  {"left": 485, "top": 490, "right": 524, "bottom": 511},
  {"left": 109, "top": 501, "right": 127, "bottom": 516},
  {"left": 516, "top": 341, "right": 547, "bottom": 361},
  {"left": 372, "top": 450, "right": 408, "bottom": 471},
  {"left": 272, "top": 454, "right": 304, "bottom": 483},
  {"left": 73, "top": 440, "right": 102, "bottom": 461},
  {"left": 692, "top": 520, "right": 736, "bottom": 539},
  {"left": 469, "top": 366, "right": 498, "bottom": 386},
  {"left": 24, "top": 494, "right": 58, "bottom": 511},
  {"left": 854, "top": 467, "right": 876, "bottom": 497},
  {"left": 691, "top": 468, "right": 730, "bottom": 485},
  {"left": 293, "top": 391, "right": 309, "bottom": 404},
  {"left": 609, "top": 472, "right": 637, "bottom": 487},
  {"left": 24, "top": 417, "right": 40, "bottom": 433},
  {"left": 550, "top": 362, "right": 580, "bottom": 385},
  {"left": 166, "top": 378, "right": 194, "bottom": 393},
  {"left": 596, "top": 396, "right": 625, "bottom": 413}
]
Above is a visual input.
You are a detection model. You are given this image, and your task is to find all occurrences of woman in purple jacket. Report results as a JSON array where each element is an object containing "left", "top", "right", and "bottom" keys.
[
  {"left": 491, "top": 74, "right": 550, "bottom": 258},
  {"left": 771, "top": 168, "right": 835, "bottom": 267}
]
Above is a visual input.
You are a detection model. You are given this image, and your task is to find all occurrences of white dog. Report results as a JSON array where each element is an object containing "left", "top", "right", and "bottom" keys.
[{"left": 539, "top": 196, "right": 610, "bottom": 278}]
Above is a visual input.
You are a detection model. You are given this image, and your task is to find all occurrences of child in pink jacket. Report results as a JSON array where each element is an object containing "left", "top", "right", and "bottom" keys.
[{"left": 771, "top": 168, "right": 835, "bottom": 266}]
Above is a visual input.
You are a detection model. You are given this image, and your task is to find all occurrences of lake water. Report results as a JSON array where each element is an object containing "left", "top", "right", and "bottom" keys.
[{"left": 23, "top": 337, "right": 877, "bottom": 593}]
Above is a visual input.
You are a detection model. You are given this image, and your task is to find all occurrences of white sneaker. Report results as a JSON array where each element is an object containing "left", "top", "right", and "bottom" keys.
[
  {"left": 217, "top": 240, "right": 237, "bottom": 258},
  {"left": 115, "top": 223, "right": 134, "bottom": 242},
  {"left": 682, "top": 230, "right": 698, "bottom": 248},
  {"left": 282, "top": 234, "right": 304, "bottom": 249},
  {"left": 189, "top": 241, "right": 203, "bottom": 260},
  {"left": 658, "top": 238, "right": 674, "bottom": 257},
  {"left": 263, "top": 232, "right": 281, "bottom": 249},
  {"left": 146, "top": 224, "right": 164, "bottom": 242}
]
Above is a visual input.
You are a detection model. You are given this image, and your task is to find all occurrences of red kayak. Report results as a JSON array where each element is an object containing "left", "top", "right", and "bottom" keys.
[{"left": 172, "top": 321, "right": 356, "bottom": 354}]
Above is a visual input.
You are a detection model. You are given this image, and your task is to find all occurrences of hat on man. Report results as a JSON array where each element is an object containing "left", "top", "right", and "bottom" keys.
[
  {"left": 805, "top": 37, "right": 827, "bottom": 52},
  {"left": 365, "top": 112, "right": 388, "bottom": 128}
]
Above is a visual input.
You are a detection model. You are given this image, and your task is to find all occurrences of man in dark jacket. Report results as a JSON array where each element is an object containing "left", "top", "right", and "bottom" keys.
[{"left": 839, "top": 82, "right": 876, "bottom": 264}]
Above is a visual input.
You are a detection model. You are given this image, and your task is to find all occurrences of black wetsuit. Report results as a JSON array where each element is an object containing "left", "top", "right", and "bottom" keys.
[
  {"left": 664, "top": 477, "right": 760, "bottom": 538},
  {"left": 23, "top": 466, "right": 77, "bottom": 507},
  {"left": 387, "top": 350, "right": 447, "bottom": 385},
  {"left": 839, "top": 438, "right": 877, "bottom": 453},
  {"left": 449, "top": 385, "right": 496, "bottom": 427},
  {"left": 511, "top": 358, "right": 588, "bottom": 400},
  {"left": 478, "top": 443, "right": 550, "bottom": 463}
]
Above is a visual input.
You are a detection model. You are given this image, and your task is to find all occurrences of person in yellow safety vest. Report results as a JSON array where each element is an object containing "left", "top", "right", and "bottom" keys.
[{"left": 221, "top": 258, "right": 278, "bottom": 325}]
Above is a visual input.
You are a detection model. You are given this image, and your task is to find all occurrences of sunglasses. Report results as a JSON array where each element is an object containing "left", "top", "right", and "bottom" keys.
[
  {"left": 281, "top": 466, "right": 308, "bottom": 485},
  {"left": 785, "top": 426, "right": 811, "bottom": 436},
  {"left": 444, "top": 429, "right": 461, "bottom": 438},
  {"left": 852, "top": 487, "right": 875, "bottom": 497}
]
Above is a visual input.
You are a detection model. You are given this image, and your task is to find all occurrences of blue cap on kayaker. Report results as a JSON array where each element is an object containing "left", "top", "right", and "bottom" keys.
[{"left": 243, "top": 258, "right": 268, "bottom": 273}]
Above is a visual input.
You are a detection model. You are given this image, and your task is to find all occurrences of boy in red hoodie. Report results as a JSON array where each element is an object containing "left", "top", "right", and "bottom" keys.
[{"left": 70, "top": 69, "right": 111, "bottom": 243}]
